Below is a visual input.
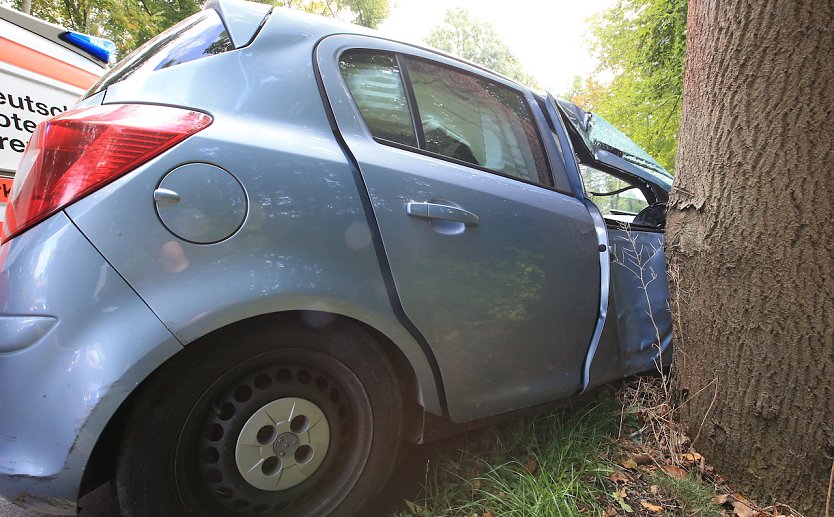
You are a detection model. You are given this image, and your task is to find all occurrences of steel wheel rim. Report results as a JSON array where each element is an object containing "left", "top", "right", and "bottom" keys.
[
  {"left": 181, "top": 349, "right": 370, "bottom": 515},
  {"left": 234, "top": 397, "right": 330, "bottom": 491}
]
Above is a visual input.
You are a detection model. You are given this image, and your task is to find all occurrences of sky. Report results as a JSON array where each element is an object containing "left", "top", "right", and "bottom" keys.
[{"left": 378, "top": 0, "right": 615, "bottom": 94}]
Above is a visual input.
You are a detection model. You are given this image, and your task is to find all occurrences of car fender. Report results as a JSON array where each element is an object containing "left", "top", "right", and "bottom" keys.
[
  {"left": 66, "top": 121, "right": 444, "bottom": 417},
  {"left": 0, "top": 212, "right": 182, "bottom": 514}
]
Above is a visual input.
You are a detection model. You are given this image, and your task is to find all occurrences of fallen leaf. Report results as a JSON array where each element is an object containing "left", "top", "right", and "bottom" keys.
[
  {"left": 713, "top": 494, "right": 731, "bottom": 505},
  {"left": 404, "top": 499, "right": 424, "bottom": 516},
  {"left": 604, "top": 505, "right": 619, "bottom": 516},
  {"left": 483, "top": 511, "right": 495, "bottom": 517},
  {"left": 472, "top": 478, "right": 481, "bottom": 489},
  {"left": 620, "top": 458, "right": 638, "bottom": 469},
  {"left": 640, "top": 500, "right": 663, "bottom": 513},
  {"left": 632, "top": 453, "right": 653, "bottom": 465},
  {"left": 662, "top": 465, "right": 688, "bottom": 479},
  {"left": 650, "top": 485, "right": 659, "bottom": 495},
  {"left": 682, "top": 452, "right": 703, "bottom": 462},
  {"left": 610, "top": 472, "right": 629, "bottom": 484},
  {"left": 525, "top": 458, "right": 538, "bottom": 475},
  {"left": 731, "top": 501, "right": 756, "bottom": 517},
  {"left": 612, "top": 489, "right": 633, "bottom": 513}
]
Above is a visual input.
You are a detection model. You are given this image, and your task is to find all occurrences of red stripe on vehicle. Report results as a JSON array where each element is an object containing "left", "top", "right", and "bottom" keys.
[{"left": 0, "top": 36, "right": 98, "bottom": 89}]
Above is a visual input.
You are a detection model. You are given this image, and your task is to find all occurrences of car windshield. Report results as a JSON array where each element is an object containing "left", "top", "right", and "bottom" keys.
[
  {"left": 586, "top": 114, "right": 672, "bottom": 179},
  {"left": 554, "top": 98, "right": 673, "bottom": 182}
]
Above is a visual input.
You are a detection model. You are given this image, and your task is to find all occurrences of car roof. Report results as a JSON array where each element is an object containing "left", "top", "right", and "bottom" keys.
[{"left": 220, "top": 0, "right": 523, "bottom": 88}]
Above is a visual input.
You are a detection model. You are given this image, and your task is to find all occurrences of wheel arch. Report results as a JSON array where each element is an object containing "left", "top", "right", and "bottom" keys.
[{"left": 79, "top": 309, "right": 429, "bottom": 499}]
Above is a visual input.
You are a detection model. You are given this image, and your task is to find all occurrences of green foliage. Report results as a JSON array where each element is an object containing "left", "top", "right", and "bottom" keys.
[
  {"left": 390, "top": 390, "right": 730, "bottom": 517},
  {"left": 12, "top": 0, "right": 389, "bottom": 56},
  {"left": 392, "top": 399, "right": 620, "bottom": 516},
  {"left": 575, "top": 0, "right": 687, "bottom": 172},
  {"left": 9, "top": 0, "right": 197, "bottom": 55},
  {"left": 425, "top": 8, "right": 539, "bottom": 88},
  {"left": 649, "top": 472, "right": 725, "bottom": 517},
  {"left": 342, "top": 0, "right": 388, "bottom": 28},
  {"left": 260, "top": 0, "right": 389, "bottom": 29}
]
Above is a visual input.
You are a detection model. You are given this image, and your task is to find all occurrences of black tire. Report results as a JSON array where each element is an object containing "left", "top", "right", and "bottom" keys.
[{"left": 115, "top": 321, "right": 403, "bottom": 516}]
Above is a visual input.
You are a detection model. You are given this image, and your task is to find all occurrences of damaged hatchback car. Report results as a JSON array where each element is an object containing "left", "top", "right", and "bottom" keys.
[{"left": 0, "top": 1, "right": 672, "bottom": 515}]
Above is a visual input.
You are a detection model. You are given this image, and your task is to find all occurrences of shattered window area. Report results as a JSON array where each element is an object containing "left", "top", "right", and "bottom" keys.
[{"left": 580, "top": 165, "right": 648, "bottom": 223}]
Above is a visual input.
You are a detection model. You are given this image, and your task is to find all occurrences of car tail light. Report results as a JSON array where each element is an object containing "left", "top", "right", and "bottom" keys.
[{"left": 1, "top": 104, "right": 212, "bottom": 243}]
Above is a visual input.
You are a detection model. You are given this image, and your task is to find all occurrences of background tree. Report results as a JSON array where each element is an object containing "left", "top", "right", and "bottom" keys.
[
  {"left": 7, "top": 0, "right": 167, "bottom": 52},
  {"left": 425, "top": 8, "right": 538, "bottom": 88},
  {"left": 341, "top": 0, "right": 387, "bottom": 28},
  {"left": 666, "top": 0, "right": 833, "bottom": 513},
  {"left": 7, "top": 0, "right": 389, "bottom": 55},
  {"left": 574, "top": 0, "right": 687, "bottom": 172},
  {"left": 265, "top": 0, "right": 389, "bottom": 29}
]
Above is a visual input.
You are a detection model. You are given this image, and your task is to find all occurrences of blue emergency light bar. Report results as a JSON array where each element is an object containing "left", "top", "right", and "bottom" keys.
[{"left": 59, "top": 31, "right": 116, "bottom": 63}]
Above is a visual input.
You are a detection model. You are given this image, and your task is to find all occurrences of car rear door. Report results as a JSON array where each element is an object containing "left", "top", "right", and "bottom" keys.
[{"left": 316, "top": 36, "right": 601, "bottom": 422}]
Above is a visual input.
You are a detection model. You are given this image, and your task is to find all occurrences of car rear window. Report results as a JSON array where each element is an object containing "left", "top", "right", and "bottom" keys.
[{"left": 86, "top": 10, "right": 233, "bottom": 97}]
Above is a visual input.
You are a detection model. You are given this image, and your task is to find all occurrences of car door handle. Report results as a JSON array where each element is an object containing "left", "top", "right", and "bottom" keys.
[{"left": 406, "top": 202, "right": 479, "bottom": 226}]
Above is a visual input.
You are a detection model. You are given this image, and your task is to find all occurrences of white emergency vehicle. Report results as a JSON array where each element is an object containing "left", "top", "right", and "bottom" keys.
[{"left": 0, "top": 5, "right": 113, "bottom": 233}]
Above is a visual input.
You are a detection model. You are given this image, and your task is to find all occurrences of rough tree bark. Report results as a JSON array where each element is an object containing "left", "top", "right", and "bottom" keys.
[{"left": 666, "top": 0, "right": 834, "bottom": 513}]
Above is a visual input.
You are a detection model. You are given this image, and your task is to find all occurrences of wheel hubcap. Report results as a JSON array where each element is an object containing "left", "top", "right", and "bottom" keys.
[{"left": 235, "top": 397, "right": 330, "bottom": 491}]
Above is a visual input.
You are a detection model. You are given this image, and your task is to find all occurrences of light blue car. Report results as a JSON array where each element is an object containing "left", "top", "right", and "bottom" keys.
[{"left": 0, "top": 1, "right": 672, "bottom": 515}]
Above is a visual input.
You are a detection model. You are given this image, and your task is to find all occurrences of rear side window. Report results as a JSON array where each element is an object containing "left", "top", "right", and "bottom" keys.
[
  {"left": 339, "top": 52, "right": 418, "bottom": 147},
  {"left": 338, "top": 50, "right": 552, "bottom": 188},
  {"left": 87, "top": 10, "right": 233, "bottom": 96},
  {"left": 405, "top": 58, "right": 550, "bottom": 186}
]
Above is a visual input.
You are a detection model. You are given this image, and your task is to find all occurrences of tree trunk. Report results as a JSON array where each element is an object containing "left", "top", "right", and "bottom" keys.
[
  {"left": 21, "top": 0, "right": 32, "bottom": 14},
  {"left": 666, "top": 0, "right": 834, "bottom": 513}
]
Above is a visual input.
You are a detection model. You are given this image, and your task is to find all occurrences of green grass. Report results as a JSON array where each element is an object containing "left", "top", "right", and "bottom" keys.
[
  {"left": 392, "top": 397, "right": 620, "bottom": 516},
  {"left": 389, "top": 384, "right": 742, "bottom": 517},
  {"left": 649, "top": 472, "right": 724, "bottom": 517}
]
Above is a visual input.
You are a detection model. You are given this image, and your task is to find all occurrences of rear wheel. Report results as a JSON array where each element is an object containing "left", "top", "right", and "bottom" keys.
[{"left": 116, "top": 322, "right": 402, "bottom": 516}]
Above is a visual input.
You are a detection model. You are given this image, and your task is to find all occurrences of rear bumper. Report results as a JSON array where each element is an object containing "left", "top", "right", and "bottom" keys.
[{"left": 0, "top": 212, "right": 181, "bottom": 514}]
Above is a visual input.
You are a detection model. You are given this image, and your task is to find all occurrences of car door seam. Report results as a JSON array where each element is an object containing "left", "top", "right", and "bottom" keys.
[{"left": 312, "top": 40, "right": 450, "bottom": 417}]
